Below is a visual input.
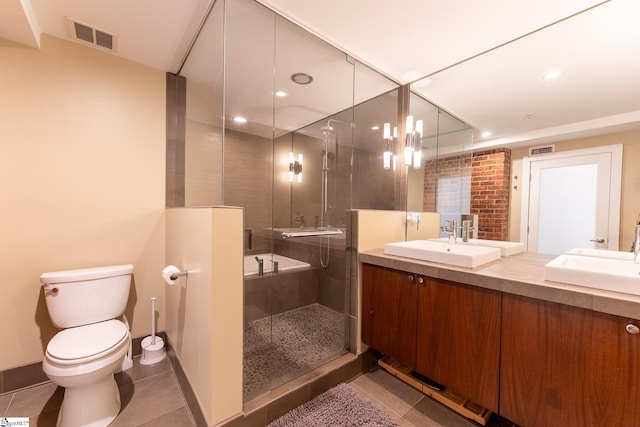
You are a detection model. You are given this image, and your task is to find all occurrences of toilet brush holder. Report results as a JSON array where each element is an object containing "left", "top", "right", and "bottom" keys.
[
  {"left": 140, "top": 297, "right": 166, "bottom": 365},
  {"left": 140, "top": 335, "right": 166, "bottom": 365}
]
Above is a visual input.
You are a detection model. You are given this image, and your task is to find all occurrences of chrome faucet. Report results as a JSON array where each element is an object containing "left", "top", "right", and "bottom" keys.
[
  {"left": 272, "top": 260, "right": 279, "bottom": 274},
  {"left": 255, "top": 256, "right": 264, "bottom": 276},
  {"left": 440, "top": 220, "right": 457, "bottom": 245},
  {"left": 634, "top": 225, "right": 640, "bottom": 264},
  {"left": 462, "top": 220, "right": 474, "bottom": 243}
]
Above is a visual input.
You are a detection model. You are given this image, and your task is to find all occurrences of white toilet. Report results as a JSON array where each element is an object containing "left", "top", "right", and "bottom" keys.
[{"left": 41, "top": 264, "right": 134, "bottom": 427}]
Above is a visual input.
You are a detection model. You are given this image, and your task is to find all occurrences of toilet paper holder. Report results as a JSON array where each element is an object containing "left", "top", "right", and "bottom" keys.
[
  {"left": 162, "top": 265, "right": 190, "bottom": 286},
  {"left": 169, "top": 270, "right": 188, "bottom": 280}
]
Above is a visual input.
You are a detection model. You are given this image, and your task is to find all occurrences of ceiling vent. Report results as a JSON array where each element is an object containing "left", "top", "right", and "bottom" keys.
[
  {"left": 67, "top": 18, "right": 117, "bottom": 51},
  {"left": 528, "top": 144, "right": 555, "bottom": 156}
]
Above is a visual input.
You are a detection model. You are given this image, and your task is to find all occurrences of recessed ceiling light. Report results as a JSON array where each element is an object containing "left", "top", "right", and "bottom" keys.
[
  {"left": 233, "top": 116, "right": 247, "bottom": 124},
  {"left": 291, "top": 73, "right": 313, "bottom": 85},
  {"left": 543, "top": 70, "right": 562, "bottom": 80},
  {"left": 371, "top": 125, "right": 380, "bottom": 131},
  {"left": 481, "top": 131, "right": 492, "bottom": 138},
  {"left": 275, "top": 90, "right": 287, "bottom": 97}
]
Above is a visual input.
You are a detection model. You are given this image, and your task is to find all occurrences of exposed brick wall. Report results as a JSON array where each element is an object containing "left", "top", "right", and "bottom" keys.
[
  {"left": 471, "top": 148, "right": 511, "bottom": 240},
  {"left": 422, "top": 148, "right": 511, "bottom": 241}
]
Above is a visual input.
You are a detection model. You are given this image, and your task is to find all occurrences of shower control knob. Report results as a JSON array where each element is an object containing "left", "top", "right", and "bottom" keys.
[
  {"left": 626, "top": 323, "right": 640, "bottom": 335},
  {"left": 417, "top": 276, "right": 424, "bottom": 284},
  {"left": 408, "top": 275, "right": 414, "bottom": 282}
]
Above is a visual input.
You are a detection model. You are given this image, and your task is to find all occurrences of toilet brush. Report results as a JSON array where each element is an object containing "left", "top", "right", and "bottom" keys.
[{"left": 140, "top": 297, "right": 166, "bottom": 365}]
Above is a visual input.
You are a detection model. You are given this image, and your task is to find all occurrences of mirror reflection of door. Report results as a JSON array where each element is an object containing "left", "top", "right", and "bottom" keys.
[{"left": 521, "top": 144, "right": 622, "bottom": 254}]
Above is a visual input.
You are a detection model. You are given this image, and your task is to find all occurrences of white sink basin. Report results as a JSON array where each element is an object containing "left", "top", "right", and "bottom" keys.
[
  {"left": 544, "top": 254, "right": 640, "bottom": 295},
  {"left": 566, "top": 247, "right": 634, "bottom": 261},
  {"left": 429, "top": 238, "right": 524, "bottom": 257},
  {"left": 384, "top": 240, "right": 501, "bottom": 268}
]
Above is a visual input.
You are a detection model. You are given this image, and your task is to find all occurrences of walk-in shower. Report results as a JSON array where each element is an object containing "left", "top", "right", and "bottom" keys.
[{"left": 175, "top": 0, "right": 401, "bottom": 407}]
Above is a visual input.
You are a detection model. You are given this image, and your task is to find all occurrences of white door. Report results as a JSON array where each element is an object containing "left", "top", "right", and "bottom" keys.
[{"left": 521, "top": 145, "right": 622, "bottom": 254}]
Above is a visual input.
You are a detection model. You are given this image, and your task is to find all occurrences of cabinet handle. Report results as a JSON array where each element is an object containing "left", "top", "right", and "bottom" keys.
[
  {"left": 626, "top": 323, "right": 640, "bottom": 335},
  {"left": 408, "top": 275, "right": 414, "bottom": 282}
]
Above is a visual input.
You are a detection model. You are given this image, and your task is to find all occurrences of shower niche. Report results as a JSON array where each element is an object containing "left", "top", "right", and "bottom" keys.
[{"left": 176, "top": 0, "right": 400, "bottom": 403}]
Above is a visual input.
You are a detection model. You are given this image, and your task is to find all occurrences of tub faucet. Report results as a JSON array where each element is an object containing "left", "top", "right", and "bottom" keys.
[
  {"left": 634, "top": 225, "right": 640, "bottom": 264},
  {"left": 440, "top": 220, "right": 457, "bottom": 245},
  {"left": 255, "top": 256, "right": 264, "bottom": 276}
]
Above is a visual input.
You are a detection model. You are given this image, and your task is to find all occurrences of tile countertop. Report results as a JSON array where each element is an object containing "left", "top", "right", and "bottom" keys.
[{"left": 359, "top": 249, "right": 640, "bottom": 320}]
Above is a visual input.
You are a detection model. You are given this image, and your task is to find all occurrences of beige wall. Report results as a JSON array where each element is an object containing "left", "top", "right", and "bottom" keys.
[
  {"left": 165, "top": 207, "right": 243, "bottom": 426},
  {"left": 508, "top": 132, "right": 640, "bottom": 251},
  {"left": 0, "top": 35, "right": 166, "bottom": 371}
]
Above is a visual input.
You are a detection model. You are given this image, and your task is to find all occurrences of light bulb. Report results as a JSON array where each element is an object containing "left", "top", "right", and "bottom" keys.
[
  {"left": 404, "top": 146, "right": 413, "bottom": 166},
  {"left": 415, "top": 120, "right": 423, "bottom": 135},
  {"left": 413, "top": 149, "right": 422, "bottom": 169},
  {"left": 406, "top": 115, "right": 414, "bottom": 134},
  {"left": 383, "top": 123, "right": 390, "bottom": 140}
]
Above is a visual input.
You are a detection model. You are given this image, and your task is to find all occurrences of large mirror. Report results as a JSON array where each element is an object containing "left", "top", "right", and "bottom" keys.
[
  {"left": 407, "top": 92, "right": 474, "bottom": 239},
  {"left": 408, "top": 1, "right": 640, "bottom": 249}
]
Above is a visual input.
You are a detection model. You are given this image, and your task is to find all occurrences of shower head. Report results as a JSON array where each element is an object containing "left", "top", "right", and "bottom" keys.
[
  {"left": 321, "top": 125, "right": 334, "bottom": 135},
  {"left": 326, "top": 119, "right": 354, "bottom": 129}
]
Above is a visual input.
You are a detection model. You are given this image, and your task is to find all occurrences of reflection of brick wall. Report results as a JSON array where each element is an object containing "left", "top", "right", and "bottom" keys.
[
  {"left": 471, "top": 148, "right": 511, "bottom": 240},
  {"left": 423, "top": 153, "right": 472, "bottom": 212},
  {"left": 423, "top": 148, "right": 510, "bottom": 241}
]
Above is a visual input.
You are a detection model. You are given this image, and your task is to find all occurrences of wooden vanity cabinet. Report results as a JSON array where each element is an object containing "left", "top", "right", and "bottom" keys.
[
  {"left": 500, "top": 293, "right": 640, "bottom": 427},
  {"left": 362, "top": 264, "right": 417, "bottom": 368},
  {"left": 416, "top": 277, "right": 501, "bottom": 412},
  {"left": 362, "top": 264, "right": 500, "bottom": 412}
]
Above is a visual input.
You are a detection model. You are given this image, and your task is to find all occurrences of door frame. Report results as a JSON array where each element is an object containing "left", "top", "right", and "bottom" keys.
[{"left": 519, "top": 144, "right": 623, "bottom": 252}]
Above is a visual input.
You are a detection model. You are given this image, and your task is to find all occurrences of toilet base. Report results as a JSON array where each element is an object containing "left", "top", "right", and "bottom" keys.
[{"left": 56, "top": 373, "right": 121, "bottom": 427}]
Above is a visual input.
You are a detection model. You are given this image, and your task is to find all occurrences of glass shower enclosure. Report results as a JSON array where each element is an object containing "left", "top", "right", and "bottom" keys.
[{"left": 177, "top": 0, "right": 400, "bottom": 402}]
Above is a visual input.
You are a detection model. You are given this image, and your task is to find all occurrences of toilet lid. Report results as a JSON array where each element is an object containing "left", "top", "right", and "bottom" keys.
[{"left": 47, "top": 320, "right": 128, "bottom": 360}]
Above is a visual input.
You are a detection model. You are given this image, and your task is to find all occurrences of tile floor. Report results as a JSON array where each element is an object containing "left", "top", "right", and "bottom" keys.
[
  {"left": 0, "top": 357, "right": 195, "bottom": 427},
  {"left": 351, "top": 367, "right": 518, "bottom": 427},
  {"left": 1, "top": 357, "right": 517, "bottom": 427}
]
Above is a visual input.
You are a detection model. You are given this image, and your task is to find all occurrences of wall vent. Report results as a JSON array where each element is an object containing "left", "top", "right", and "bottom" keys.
[
  {"left": 67, "top": 18, "right": 117, "bottom": 51},
  {"left": 528, "top": 144, "right": 555, "bottom": 156}
]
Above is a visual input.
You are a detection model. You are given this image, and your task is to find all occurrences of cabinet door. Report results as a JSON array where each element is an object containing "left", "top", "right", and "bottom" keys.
[
  {"left": 416, "top": 277, "right": 501, "bottom": 412},
  {"left": 362, "top": 264, "right": 417, "bottom": 367},
  {"left": 501, "top": 293, "right": 640, "bottom": 427}
]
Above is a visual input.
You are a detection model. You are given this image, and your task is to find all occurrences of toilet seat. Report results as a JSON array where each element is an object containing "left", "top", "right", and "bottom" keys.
[{"left": 47, "top": 320, "right": 129, "bottom": 365}]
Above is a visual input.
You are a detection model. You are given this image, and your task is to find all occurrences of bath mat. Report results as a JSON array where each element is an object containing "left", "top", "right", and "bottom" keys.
[{"left": 267, "top": 382, "right": 398, "bottom": 427}]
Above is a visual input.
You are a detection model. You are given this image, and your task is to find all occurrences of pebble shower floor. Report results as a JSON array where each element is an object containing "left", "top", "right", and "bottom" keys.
[{"left": 243, "top": 303, "right": 345, "bottom": 400}]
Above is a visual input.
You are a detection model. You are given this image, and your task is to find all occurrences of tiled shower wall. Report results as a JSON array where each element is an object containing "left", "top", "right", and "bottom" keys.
[
  {"left": 422, "top": 148, "right": 511, "bottom": 241},
  {"left": 166, "top": 73, "right": 186, "bottom": 207}
]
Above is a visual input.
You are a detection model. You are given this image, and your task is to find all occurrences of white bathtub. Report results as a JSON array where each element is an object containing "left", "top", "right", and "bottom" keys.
[{"left": 244, "top": 253, "right": 311, "bottom": 277}]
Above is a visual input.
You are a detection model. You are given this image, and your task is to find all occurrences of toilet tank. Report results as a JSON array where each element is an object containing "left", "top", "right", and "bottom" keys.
[{"left": 41, "top": 264, "right": 134, "bottom": 329}]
